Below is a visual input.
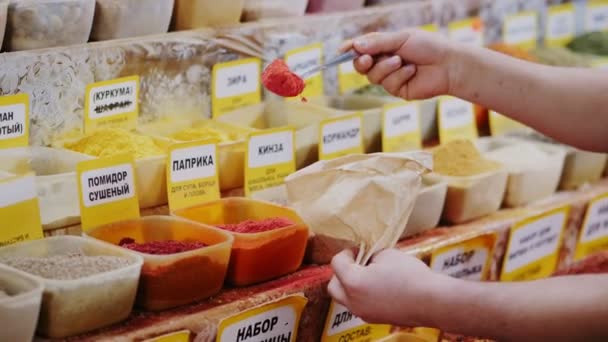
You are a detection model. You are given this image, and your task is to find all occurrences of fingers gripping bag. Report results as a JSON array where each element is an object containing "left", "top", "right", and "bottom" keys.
[{"left": 285, "top": 152, "right": 431, "bottom": 265}]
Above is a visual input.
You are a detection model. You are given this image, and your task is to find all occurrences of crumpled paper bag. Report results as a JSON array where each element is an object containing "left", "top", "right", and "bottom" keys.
[{"left": 285, "top": 152, "right": 432, "bottom": 265}]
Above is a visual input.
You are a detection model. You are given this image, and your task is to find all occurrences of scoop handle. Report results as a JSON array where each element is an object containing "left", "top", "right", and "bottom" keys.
[{"left": 298, "top": 50, "right": 360, "bottom": 79}]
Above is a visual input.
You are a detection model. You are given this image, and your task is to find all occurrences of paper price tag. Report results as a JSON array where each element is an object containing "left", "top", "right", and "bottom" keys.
[
  {"left": 0, "top": 94, "right": 29, "bottom": 148},
  {"left": 0, "top": 174, "right": 43, "bottom": 247},
  {"left": 285, "top": 43, "right": 324, "bottom": 98},
  {"left": 167, "top": 141, "right": 220, "bottom": 212},
  {"left": 84, "top": 76, "right": 139, "bottom": 133},
  {"left": 338, "top": 60, "right": 369, "bottom": 95},
  {"left": 545, "top": 3, "right": 576, "bottom": 47},
  {"left": 144, "top": 330, "right": 191, "bottom": 342},
  {"left": 592, "top": 57, "right": 608, "bottom": 69},
  {"left": 438, "top": 96, "right": 477, "bottom": 143},
  {"left": 245, "top": 128, "right": 296, "bottom": 197},
  {"left": 319, "top": 114, "right": 364, "bottom": 160},
  {"left": 420, "top": 24, "right": 439, "bottom": 32},
  {"left": 216, "top": 295, "right": 307, "bottom": 342},
  {"left": 501, "top": 207, "right": 569, "bottom": 282},
  {"left": 448, "top": 17, "right": 484, "bottom": 46},
  {"left": 321, "top": 300, "right": 391, "bottom": 342},
  {"left": 503, "top": 11, "right": 538, "bottom": 50},
  {"left": 77, "top": 154, "right": 140, "bottom": 232},
  {"left": 431, "top": 233, "right": 496, "bottom": 281},
  {"left": 489, "top": 111, "right": 529, "bottom": 136},
  {"left": 575, "top": 194, "right": 608, "bottom": 261},
  {"left": 212, "top": 58, "right": 262, "bottom": 118},
  {"left": 382, "top": 101, "right": 422, "bottom": 152},
  {"left": 586, "top": 0, "right": 608, "bottom": 33}
]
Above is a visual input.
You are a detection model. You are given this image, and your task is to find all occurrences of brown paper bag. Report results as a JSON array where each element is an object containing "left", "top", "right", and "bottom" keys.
[{"left": 285, "top": 152, "right": 431, "bottom": 265}]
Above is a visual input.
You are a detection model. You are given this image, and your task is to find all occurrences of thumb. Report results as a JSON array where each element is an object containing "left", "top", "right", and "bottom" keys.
[{"left": 352, "top": 30, "right": 412, "bottom": 57}]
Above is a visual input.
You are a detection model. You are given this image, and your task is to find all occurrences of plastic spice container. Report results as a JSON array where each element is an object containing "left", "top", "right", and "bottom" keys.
[
  {"left": 559, "top": 148, "right": 607, "bottom": 190},
  {"left": 173, "top": 0, "right": 244, "bottom": 29},
  {"left": 174, "top": 198, "right": 309, "bottom": 286},
  {"left": 0, "top": 264, "right": 43, "bottom": 342},
  {"left": 441, "top": 169, "right": 509, "bottom": 224},
  {"left": 0, "top": 236, "right": 142, "bottom": 338},
  {"left": 5, "top": 0, "right": 95, "bottom": 51},
  {"left": 91, "top": 0, "right": 174, "bottom": 41},
  {"left": 242, "top": 0, "right": 308, "bottom": 21},
  {"left": 86, "top": 216, "right": 233, "bottom": 311},
  {"left": 306, "top": 0, "right": 365, "bottom": 13},
  {"left": 0, "top": 147, "right": 93, "bottom": 230},
  {"left": 402, "top": 173, "right": 447, "bottom": 239}
]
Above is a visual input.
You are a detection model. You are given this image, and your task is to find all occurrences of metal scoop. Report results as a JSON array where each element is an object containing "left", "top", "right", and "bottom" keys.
[{"left": 297, "top": 50, "right": 359, "bottom": 79}]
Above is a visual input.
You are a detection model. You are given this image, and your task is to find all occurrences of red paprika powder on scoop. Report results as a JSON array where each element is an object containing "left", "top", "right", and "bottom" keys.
[{"left": 262, "top": 59, "right": 305, "bottom": 97}]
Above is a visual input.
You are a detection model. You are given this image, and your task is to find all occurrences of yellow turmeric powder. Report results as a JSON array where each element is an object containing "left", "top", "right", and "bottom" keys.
[
  {"left": 171, "top": 126, "right": 235, "bottom": 142},
  {"left": 64, "top": 128, "right": 165, "bottom": 159},
  {"left": 433, "top": 140, "right": 501, "bottom": 177}
]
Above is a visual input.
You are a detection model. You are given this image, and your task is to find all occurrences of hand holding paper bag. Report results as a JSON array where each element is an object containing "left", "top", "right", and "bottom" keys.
[{"left": 285, "top": 152, "right": 431, "bottom": 265}]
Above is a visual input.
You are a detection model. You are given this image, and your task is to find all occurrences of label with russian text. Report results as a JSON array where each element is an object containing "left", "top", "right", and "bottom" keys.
[
  {"left": 321, "top": 300, "right": 391, "bottom": 342},
  {"left": 576, "top": 194, "right": 608, "bottom": 261},
  {"left": 501, "top": 207, "right": 569, "bottom": 282},
  {"left": 216, "top": 295, "right": 307, "bottom": 342},
  {"left": 431, "top": 233, "right": 496, "bottom": 281},
  {"left": 0, "top": 93, "right": 29, "bottom": 148},
  {"left": 319, "top": 114, "right": 364, "bottom": 160},
  {"left": 503, "top": 11, "right": 538, "bottom": 50},
  {"left": 144, "top": 330, "right": 191, "bottom": 342},
  {"left": 448, "top": 17, "right": 484, "bottom": 46},
  {"left": 338, "top": 60, "right": 369, "bottom": 94},
  {"left": 212, "top": 58, "right": 261, "bottom": 118},
  {"left": 85, "top": 76, "right": 139, "bottom": 133},
  {"left": 545, "top": 3, "right": 576, "bottom": 47},
  {"left": 77, "top": 154, "right": 140, "bottom": 231},
  {"left": 586, "top": 0, "right": 608, "bottom": 33},
  {"left": 438, "top": 96, "right": 477, "bottom": 143},
  {"left": 245, "top": 127, "right": 295, "bottom": 197},
  {"left": 0, "top": 174, "right": 43, "bottom": 247},
  {"left": 382, "top": 101, "right": 422, "bottom": 152},
  {"left": 285, "top": 43, "right": 324, "bottom": 98},
  {"left": 167, "top": 141, "right": 220, "bottom": 211},
  {"left": 489, "top": 111, "right": 529, "bottom": 136}
]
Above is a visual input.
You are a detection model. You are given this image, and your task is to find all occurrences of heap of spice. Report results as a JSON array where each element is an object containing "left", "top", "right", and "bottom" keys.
[
  {"left": 63, "top": 128, "right": 165, "bottom": 159},
  {"left": 216, "top": 217, "right": 295, "bottom": 233},
  {"left": 433, "top": 140, "right": 502, "bottom": 177},
  {"left": 171, "top": 126, "right": 235, "bottom": 143},
  {"left": 531, "top": 47, "right": 594, "bottom": 67},
  {"left": 0, "top": 253, "right": 133, "bottom": 280},
  {"left": 262, "top": 59, "right": 305, "bottom": 97},
  {"left": 118, "top": 238, "right": 207, "bottom": 255},
  {"left": 568, "top": 31, "right": 608, "bottom": 56}
]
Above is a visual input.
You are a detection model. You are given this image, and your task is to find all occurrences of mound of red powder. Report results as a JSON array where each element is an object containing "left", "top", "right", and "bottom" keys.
[
  {"left": 118, "top": 237, "right": 207, "bottom": 255},
  {"left": 216, "top": 217, "right": 295, "bottom": 234},
  {"left": 262, "top": 59, "right": 305, "bottom": 97}
]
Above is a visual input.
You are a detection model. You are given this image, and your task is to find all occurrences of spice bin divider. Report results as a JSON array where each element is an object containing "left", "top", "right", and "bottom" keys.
[
  {"left": 0, "top": 236, "right": 143, "bottom": 338},
  {"left": 477, "top": 137, "right": 567, "bottom": 208},
  {"left": 173, "top": 197, "right": 309, "bottom": 286},
  {"left": 559, "top": 147, "right": 607, "bottom": 191},
  {"left": 440, "top": 169, "right": 509, "bottom": 224},
  {"left": 0, "top": 263, "right": 43, "bottom": 342},
  {"left": 85, "top": 215, "right": 234, "bottom": 311},
  {"left": 0, "top": 147, "right": 93, "bottom": 230}
]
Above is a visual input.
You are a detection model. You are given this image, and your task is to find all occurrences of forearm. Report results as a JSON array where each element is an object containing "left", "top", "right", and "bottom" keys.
[
  {"left": 422, "top": 274, "right": 608, "bottom": 341},
  {"left": 447, "top": 46, "right": 608, "bottom": 152}
]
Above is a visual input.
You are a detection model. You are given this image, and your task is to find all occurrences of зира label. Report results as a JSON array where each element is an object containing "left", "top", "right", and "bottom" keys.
[
  {"left": 85, "top": 76, "right": 139, "bottom": 133},
  {"left": 321, "top": 301, "right": 391, "bottom": 342},
  {"left": 212, "top": 58, "right": 261, "bottom": 118},
  {"left": 576, "top": 194, "right": 608, "bottom": 260}
]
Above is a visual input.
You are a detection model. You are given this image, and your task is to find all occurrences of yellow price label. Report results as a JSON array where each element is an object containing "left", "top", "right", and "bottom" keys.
[
  {"left": 321, "top": 300, "right": 391, "bottom": 342},
  {"left": 167, "top": 140, "right": 220, "bottom": 212},
  {"left": 420, "top": 24, "right": 439, "bottom": 32},
  {"left": 245, "top": 127, "right": 296, "bottom": 197},
  {"left": 338, "top": 59, "right": 369, "bottom": 95},
  {"left": 503, "top": 11, "right": 538, "bottom": 50},
  {"left": 144, "top": 330, "right": 191, "bottom": 342},
  {"left": 285, "top": 43, "right": 324, "bottom": 98},
  {"left": 319, "top": 113, "right": 364, "bottom": 160},
  {"left": 382, "top": 101, "right": 422, "bottom": 152},
  {"left": 431, "top": 233, "right": 497, "bottom": 281},
  {"left": 77, "top": 154, "right": 140, "bottom": 232},
  {"left": 489, "top": 111, "right": 529, "bottom": 136},
  {"left": 545, "top": 3, "right": 576, "bottom": 47},
  {"left": 448, "top": 17, "right": 484, "bottom": 46},
  {"left": 501, "top": 206, "right": 569, "bottom": 282},
  {"left": 212, "top": 58, "right": 262, "bottom": 118},
  {"left": 586, "top": 0, "right": 608, "bottom": 33},
  {"left": 437, "top": 96, "right": 477, "bottom": 143},
  {"left": 0, "top": 174, "right": 43, "bottom": 247},
  {"left": 0, "top": 93, "right": 29, "bottom": 149},
  {"left": 84, "top": 76, "right": 139, "bottom": 134},
  {"left": 216, "top": 295, "right": 307, "bottom": 342},
  {"left": 575, "top": 193, "right": 608, "bottom": 261}
]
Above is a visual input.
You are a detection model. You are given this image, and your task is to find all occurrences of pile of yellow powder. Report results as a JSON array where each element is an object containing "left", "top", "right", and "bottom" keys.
[
  {"left": 171, "top": 126, "right": 236, "bottom": 143},
  {"left": 433, "top": 140, "right": 501, "bottom": 177},
  {"left": 64, "top": 128, "right": 165, "bottom": 159}
]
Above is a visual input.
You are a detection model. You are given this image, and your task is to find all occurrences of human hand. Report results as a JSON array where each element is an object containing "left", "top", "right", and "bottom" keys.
[
  {"left": 328, "top": 249, "right": 448, "bottom": 327},
  {"left": 340, "top": 29, "right": 456, "bottom": 100}
]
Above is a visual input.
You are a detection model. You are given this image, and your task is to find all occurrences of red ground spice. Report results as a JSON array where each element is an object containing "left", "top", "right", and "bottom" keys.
[
  {"left": 118, "top": 238, "right": 207, "bottom": 255},
  {"left": 262, "top": 59, "right": 305, "bottom": 97},
  {"left": 216, "top": 217, "right": 295, "bottom": 234}
]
